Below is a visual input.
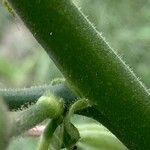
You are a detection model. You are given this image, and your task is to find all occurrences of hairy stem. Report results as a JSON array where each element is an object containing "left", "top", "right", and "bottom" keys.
[
  {"left": 11, "top": 95, "right": 63, "bottom": 137},
  {"left": 0, "top": 84, "right": 110, "bottom": 132},
  {"left": 0, "top": 83, "right": 76, "bottom": 110},
  {"left": 37, "top": 119, "right": 58, "bottom": 150},
  {"left": 7, "top": 0, "right": 150, "bottom": 149}
]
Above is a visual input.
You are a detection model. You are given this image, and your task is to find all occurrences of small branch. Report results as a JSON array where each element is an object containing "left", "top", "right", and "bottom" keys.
[
  {"left": 11, "top": 95, "right": 64, "bottom": 137},
  {"left": 37, "top": 119, "right": 59, "bottom": 150},
  {"left": 1, "top": 84, "right": 109, "bottom": 131},
  {"left": 1, "top": 83, "right": 111, "bottom": 135},
  {"left": 63, "top": 99, "right": 90, "bottom": 149},
  {"left": 66, "top": 99, "right": 91, "bottom": 122},
  {"left": 0, "top": 83, "right": 77, "bottom": 110}
]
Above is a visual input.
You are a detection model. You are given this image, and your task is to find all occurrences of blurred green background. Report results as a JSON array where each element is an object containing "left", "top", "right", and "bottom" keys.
[{"left": 0, "top": 0, "right": 150, "bottom": 149}]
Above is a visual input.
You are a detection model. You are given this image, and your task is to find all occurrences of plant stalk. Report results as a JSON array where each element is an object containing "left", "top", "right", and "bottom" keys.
[
  {"left": 11, "top": 95, "right": 63, "bottom": 136},
  {"left": 7, "top": 0, "right": 150, "bottom": 149}
]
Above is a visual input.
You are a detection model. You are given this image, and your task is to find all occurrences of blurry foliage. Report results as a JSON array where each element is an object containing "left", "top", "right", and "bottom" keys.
[
  {"left": 7, "top": 137, "right": 38, "bottom": 150},
  {"left": 0, "top": 5, "right": 62, "bottom": 87},
  {"left": 0, "top": 0, "right": 150, "bottom": 149}
]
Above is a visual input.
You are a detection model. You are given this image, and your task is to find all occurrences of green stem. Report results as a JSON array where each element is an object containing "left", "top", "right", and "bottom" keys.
[
  {"left": 0, "top": 84, "right": 110, "bottom": 132},
  {"left": 63, "top": 99, "right": 90, "bottom": 149},
  {"left": 7, "top": 0, "right": 150, "bottom": 149},
  {"left": 37, "top": 119, "right": 59, "bottom": 150},
  {"left": 66, "top": 99, "right": 91, "bottom": 121},
  {"left": 11, "top": 95, "right": 63, "bottom": 136},
  {"left": 0, "top": 83, "right": 77, "bottom": 110}
]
